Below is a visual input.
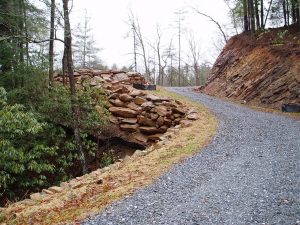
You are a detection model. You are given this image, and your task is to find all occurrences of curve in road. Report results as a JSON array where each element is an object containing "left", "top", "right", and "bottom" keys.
[{"left": 84, "top": 87, "right": 300, "bottom": 225}]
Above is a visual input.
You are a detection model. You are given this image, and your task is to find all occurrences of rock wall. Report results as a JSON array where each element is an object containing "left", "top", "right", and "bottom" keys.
[
  {"left": 107, "top": 87, "right": 198, "bottom": 145},
  {"left": 55, "top": 69, "right": 199, "bottom": 146}
]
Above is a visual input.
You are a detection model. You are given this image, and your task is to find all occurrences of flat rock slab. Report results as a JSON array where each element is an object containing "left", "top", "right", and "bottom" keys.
[
  {"left": 84, "top": 87, "right": 300, "bottom": 225},
  {"left": 109, "top": 107, "right": 137, "bottom": 118}
]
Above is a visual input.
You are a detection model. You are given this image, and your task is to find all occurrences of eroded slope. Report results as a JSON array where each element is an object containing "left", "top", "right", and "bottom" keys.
[{"left": 203, "top": 26, "right": 300, "bottom": 109}]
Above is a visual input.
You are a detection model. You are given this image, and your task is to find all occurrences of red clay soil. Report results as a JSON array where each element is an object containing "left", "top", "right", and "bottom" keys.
[{"left": 200, "top": 24, "right": 300, "bottom": 110}]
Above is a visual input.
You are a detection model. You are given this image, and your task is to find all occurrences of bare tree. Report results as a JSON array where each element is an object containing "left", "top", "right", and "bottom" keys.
[
  {"left": 62, "top": 0, "right": 88, "bottom": 174},
  {"left": 127, "top": 12, "right": 150, "bottom": 81},
  {"left": 224, "top": 0, "right": 239, "bottom": 34},
  {"left": 255, "top": 0, "right": 260, "bottom": 29},
  {"left": 248, "top": 0, "right": 256, "bottom": 32},
  {"left": 192, "top": 7, "right": 228, "bottom": 43},
  {"left": 264, "top": 0, "right": 273, "bottom": 28},
  {"left": 243, "top": 0, "right": 249, "bottom": 31},
  {"left": 187, "top": 34, "right": 201, "bottom": 86},
  {"left": 174, "top": 9, "right": 187, "bottom": 86},
  {"left": 260, "top": 0, "right": 264, "bottom": 28},
  {"left": 164, "top": 40, "right": 176, "bottom": 86}
]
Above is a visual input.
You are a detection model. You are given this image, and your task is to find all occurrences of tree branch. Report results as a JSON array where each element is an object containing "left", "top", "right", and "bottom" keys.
[
  {"left": 191, "top": 6, "right": 228, "bottom": 43},
  {"left": 0, "top": 36, "right": 65, "bottom": 45}
]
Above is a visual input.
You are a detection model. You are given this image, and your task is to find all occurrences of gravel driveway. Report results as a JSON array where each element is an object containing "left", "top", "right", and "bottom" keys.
[{"left": 84, "top": 87, "right": 300, "bottom": 225}]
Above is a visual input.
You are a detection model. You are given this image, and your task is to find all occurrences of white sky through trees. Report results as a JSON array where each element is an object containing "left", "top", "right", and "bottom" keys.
[{"left": 71, "top": 0, "right": 231, "bottom": 69}]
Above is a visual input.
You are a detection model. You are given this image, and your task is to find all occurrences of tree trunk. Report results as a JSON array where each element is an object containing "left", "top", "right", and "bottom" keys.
[
  {"left": 22, "top": 0, "right": 30, "bottom": 67},
  {"left": 298, "top": 0, "right": 300, "bottom": 30},
  {"left": 243, "top": 0, "right": 249, "bottom": 31},
  {"left": 249, "top": 0, "right": 256, "bottom": 32},
  {"left": 49, "top": 0, "right": 55, "bottom": 86},
  {"left": 170, "top": 55, "right": 173, "bottom": 87},
  {"left": 261, "top": 0, "right": 264, "bottom": 28},
  {"left": 255, "top": 0, "right": 260, "bottom": 29},
  {"left": 283, "top": 0, "right": 287, "bottom": 26},
  {"left": 133, "top": 30, "right": 137, "bottom": 71},
  {"left": 194, "top": 63, "right": 200, "bottom": 86},
  {"left": 18, "top": 0, "right": 24, "bottom": 64},
  {"left": 292, "top": 0, "right": 297, "bottom": 23},
  {"left": 63, "top": 0, "right": 88, "bottom": 174},
  {"left": 286, "top": 0, "right": 290, "bottom": 25},
  {"left": 178, "top": 20, "right": 181, "bottom": 87},
  {"left": 157, "top": 47, "right": 162, "bottom": 85},
  {"left": 82, "top": 12, "right": 87, "bottom": 68},
  {"left": 264, "top": 0, "right": 273, "bottom": 28},
  {"left": 62, "top": 47, "right": 67, "bottom": 86}
]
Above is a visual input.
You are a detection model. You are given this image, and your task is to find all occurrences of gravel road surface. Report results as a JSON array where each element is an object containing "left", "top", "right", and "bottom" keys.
[{"left": 84, "top": 87, "right": 300, "bottom": 225}]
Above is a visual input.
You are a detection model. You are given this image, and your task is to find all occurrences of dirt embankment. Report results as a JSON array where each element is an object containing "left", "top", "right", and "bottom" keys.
[{"left": 201, "top": 25, "right": 300, "bottom": 109}]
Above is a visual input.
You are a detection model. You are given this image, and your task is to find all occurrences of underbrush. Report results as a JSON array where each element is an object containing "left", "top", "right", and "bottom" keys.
[{"left": 0, "top": 67, "right": 110, "bottom": 206}]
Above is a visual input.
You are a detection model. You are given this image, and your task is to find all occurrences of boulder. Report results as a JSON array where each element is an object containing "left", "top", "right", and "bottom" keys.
[
  {"left": 48, "top": 186, "right": 63, "bottom": 193},
  {"left": 175, "top": 100, "right": 183, "bottom": 105},
  {"left": 137, "top": 116, "right": 156, "bottom": 127},
  {"left": 187, "top": 113, "right": 199, "bottom": 120},
  {"left": 119, "top": 94, "right": 133, "bottom": 102},
  {"left": 129, "top": 90, "right": 144, "bottom": 97},
  {"left": 154, "top": 106, "right": 168, "bottom": 117},
  {"left": 113, "top": 73, "right": 129, "bottom": 82},
  {"left": 173, "top": 113, "right": 181, "bottom": 118},
  {"left": 121, "top": 118, "right": 137, "bottom": 124},
  {"left": 127, "top": 102, "right": 141, "bottom": 111},
  {"left": 121, "top": 85, "right": 130, "bottom": 93},
  {"left": 180, "top": 119, "right": 192, "bottom": 127},
  {"left": 157, "top": 116, "right": 165, "bottom": 126},
  {"left": 109, "top": 107, "right": 137, "bottom": 118},
  {"left": 159, "top": 125, "right": 168, "bottom": 133},
  {"left": 148, "top": 134, "right": 163, "bottom": 142},
  {"left": 141, "top": 101, "right": 154, "bottom": 111},
  {"left": 108, "top": 93, "right": 119, "bottom": 99},
  {"left": 133, "top": 132, "right": 148, "bottom": 143},
  {"left": 134, "top": 96, "right": 146, "bottom": 105},
  {"left": 109, "top": 115, "right": 119, "bottom": 124},
  {"left": 140, "top": 126, "right": 161, "bottom": 134},
  {"left": 111, "top": 87, "right": 123, "bottom": 93},
  {"left": 187, "top": 108, "right": 198, "bottom": 114},
  {"left": 110, "top": 99, "right": 125, "bottom": 107},
  {"left": 30, "top": 193, "right": 44, "bottom": 200},
  {"left": 120, "top": 124, "right": 138, "bottom": 132},
  {"left": 163, "top": 118, "right": 172, "bottom": 126},
  {"left": 172, "top": 107, "right": 186, "bottom": 115},
  {"left": 150, "top": 113, "right": 159, "bottom": 120},
  {"left": 145, "top": 94, "right": 161, "bottom": 101}
]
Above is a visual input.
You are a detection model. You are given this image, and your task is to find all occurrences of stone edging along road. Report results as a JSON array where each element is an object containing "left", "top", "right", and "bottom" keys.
[{"left": 84, "top": 87, "right": 300, "bottom": 225}]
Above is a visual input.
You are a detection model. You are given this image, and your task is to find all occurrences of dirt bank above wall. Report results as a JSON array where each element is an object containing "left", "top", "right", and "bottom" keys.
[{"left": 199, "top": 25, "right": 300, "bottom": 109}]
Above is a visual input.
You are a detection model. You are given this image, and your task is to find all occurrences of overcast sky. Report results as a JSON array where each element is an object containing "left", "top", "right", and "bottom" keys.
[{"left": 70, "top": 0, "right": 233, "bottom": 69}]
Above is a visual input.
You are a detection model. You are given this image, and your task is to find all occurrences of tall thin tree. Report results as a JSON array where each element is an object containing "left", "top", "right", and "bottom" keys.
[
  {"left": 243, "top": 0, "right": 249, "bottom": 31},
  {"left": 260, "top": 0, "right": 264, "bottom": 28},
  {"left": 62, "top": 0, "right": 88, "bottom": 174},
  {"left": 255, "top": 0, "right": 260, "bottom": 29},
  {"left": 49, "top": 0, "right": 55, "bottom": 86}
]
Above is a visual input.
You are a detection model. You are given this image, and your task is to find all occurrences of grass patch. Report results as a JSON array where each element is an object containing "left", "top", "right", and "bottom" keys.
[{"left": 1, "top": 87, "right": 217, "bottom": 225}]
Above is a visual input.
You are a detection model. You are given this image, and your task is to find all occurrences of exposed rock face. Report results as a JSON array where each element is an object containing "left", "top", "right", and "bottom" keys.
[{"left": 201, "top": 27, "right": 300, "bottom": 109}]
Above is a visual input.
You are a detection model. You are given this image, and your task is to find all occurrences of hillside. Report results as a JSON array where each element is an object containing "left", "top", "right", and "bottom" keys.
[{"left": 201, "top": 25, "right": 300, "bottom": 109}]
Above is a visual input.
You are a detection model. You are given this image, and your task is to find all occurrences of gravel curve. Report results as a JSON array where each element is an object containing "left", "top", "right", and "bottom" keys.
[{"left": 83, "top": 87, "right": 300, "bottom": 225}]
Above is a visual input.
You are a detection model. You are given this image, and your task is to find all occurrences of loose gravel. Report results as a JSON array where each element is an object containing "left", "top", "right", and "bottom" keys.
[{"left": 83, "top": 87, "right": 300, "bottom": 225}]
